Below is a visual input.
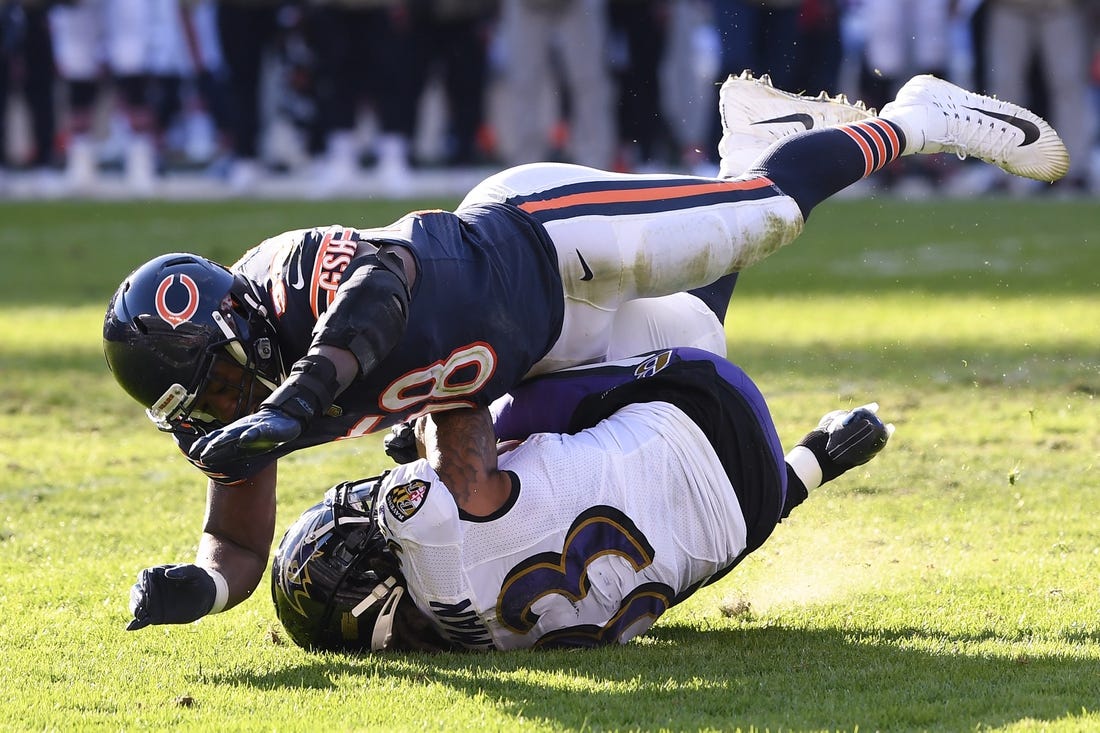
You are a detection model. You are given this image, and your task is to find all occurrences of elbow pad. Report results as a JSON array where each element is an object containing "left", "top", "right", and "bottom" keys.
[{"left": 313, "top": 247, "right": 411, "bottom": 377}]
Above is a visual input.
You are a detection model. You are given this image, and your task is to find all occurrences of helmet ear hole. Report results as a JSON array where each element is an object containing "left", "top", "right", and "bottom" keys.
[{"left": 229, "top": 298, "right": 251, "bottom": 318}]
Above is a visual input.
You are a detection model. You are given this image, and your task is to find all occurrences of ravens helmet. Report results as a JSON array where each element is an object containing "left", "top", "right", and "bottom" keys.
[
  {"left": 271, "top": 476, "right": 410, "bottom": 652},
  {"left": 103, "top": 253, "right": 284, "bottom": 435}
]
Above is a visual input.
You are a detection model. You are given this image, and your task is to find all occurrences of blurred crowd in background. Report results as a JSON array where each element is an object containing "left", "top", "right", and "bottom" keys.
[{"left": 1, "top": 0, "right": 1098, "bottom": 200}]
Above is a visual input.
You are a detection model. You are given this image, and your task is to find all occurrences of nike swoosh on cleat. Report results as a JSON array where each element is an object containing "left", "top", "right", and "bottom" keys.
[
  {"left": 576, "top": 249, "right": 594, "bottom": 281},
  {"left": 963, "top": 106, "right": 1040, "bottom": 146},
  {"left": 752, "top": 113, "right": 814, "bottom": 130}
]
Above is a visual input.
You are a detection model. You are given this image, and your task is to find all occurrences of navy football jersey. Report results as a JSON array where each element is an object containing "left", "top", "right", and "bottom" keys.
[{"left": 179, "top": 203, "right": 564, "bottom": 483}]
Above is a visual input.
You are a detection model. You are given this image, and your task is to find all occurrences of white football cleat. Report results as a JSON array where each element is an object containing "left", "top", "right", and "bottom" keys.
[
  {"left": 880, "top": 74, "right": 1069, "bottom": 182},
  {"left": 718, "top": 70, "right": 876, "bottom": 178}
]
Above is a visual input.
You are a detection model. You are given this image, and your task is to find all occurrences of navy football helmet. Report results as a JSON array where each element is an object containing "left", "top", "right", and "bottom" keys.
[
  {"left": 103, "top": 253, "right": 285, "bottom": 436},
  {"left": 271, "top": 476, "right": 419, "bottom": 652}
]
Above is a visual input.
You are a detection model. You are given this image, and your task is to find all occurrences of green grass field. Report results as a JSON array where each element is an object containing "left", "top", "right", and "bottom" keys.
[{"left": 0, "top": 196, "right": 1097, "bottom": 732}]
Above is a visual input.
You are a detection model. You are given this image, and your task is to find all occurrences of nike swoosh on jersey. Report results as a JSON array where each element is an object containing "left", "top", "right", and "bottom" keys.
[
  {"left": 576, "top": 249, "right": 594, "bottom": 281},
  {"left": 963, "top": 106, "right": 1040, "bottom": 146},
  {"left": 752, "top": 113, "right": 814, "bottom": 130},
  {"left": 289, "top": 254, "right": 306, "bottom": 289}
]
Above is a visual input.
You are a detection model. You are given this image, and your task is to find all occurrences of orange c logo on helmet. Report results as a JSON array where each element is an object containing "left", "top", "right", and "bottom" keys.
[{"left": 155, "top": 274, "right": 200, "bottom": 328}]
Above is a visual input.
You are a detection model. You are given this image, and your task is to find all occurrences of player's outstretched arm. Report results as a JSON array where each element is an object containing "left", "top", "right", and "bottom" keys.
[{"left": 126, "top": 465, "right": 277, "bottom": 630}]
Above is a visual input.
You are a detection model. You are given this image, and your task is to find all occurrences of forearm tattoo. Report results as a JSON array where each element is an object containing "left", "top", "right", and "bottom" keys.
[{"left": 427, "top": 409, "right": 499, "bottom": 508}]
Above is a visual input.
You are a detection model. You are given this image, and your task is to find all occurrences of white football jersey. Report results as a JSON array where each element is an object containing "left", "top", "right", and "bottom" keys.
[{"left": 375, "top": 401, "right": 748, "bottom": 650}]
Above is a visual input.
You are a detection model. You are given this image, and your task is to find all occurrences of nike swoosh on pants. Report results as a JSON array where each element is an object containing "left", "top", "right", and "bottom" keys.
[{"left": 576, "top": 249, "right": 593, "bottom": 281}]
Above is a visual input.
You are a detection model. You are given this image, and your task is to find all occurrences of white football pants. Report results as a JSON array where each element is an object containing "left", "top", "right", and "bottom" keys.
[{"left": 460, "top": 162, "right": 805, "bottom": 374}]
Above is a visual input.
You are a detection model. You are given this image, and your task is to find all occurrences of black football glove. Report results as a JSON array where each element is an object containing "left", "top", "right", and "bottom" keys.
[
  {"left": 126, "top": 564, "right": 218, "bottom": 631},
  {"left": 190, "top": 406, "right": 304, "bottom": 468},
  {"left": 797, "top": 402, "right": 893, "bottom": 484},
  {"left": 383, "top": 422, "right": 419, "bottom": 464},
  {"left": 190, "top": 354, "right": 340, "bottom": 470}
]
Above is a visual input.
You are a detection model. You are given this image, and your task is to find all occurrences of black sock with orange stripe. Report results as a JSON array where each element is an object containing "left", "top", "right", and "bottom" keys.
[{"left": 751, "top": 120, "right": 907, "bottom": 218}]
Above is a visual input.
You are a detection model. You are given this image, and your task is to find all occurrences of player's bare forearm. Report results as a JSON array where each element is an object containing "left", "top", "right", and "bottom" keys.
[
  {"left": 196, "top": 464, "right": 278, "bottom": 609},
  {"left": 417, "top": 408, "right": 512, "bottom": 516},
  {"left": 195, "top": 533, "right": 267, "bottom": 610}
]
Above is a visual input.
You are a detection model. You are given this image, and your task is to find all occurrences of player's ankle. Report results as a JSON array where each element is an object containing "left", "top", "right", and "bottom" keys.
[{"left": 877, "top": 108, "right": 927, "bottom": 157}]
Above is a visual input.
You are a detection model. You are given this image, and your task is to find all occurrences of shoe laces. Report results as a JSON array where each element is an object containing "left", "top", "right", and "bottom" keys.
[{"left": 939, "top": 106, "right": 1016, "bottom": 165}]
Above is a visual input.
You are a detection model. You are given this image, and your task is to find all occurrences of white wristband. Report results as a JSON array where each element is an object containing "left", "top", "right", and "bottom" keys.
[
  {"left": 203, "top": 567, "right": 230, "bottom": 614},
  {"left": 785, "top": 445, "right": 824, "bottom": 492}
]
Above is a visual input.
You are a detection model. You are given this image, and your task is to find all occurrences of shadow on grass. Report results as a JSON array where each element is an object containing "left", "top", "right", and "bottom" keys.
[{"left": 216, "top": 623, "right": 1099, "bottom": 731}]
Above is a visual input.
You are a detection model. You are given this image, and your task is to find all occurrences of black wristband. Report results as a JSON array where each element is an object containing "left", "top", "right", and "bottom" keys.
[
  {"left": 782, "top": 464, "right": 809, "bottom": 518},
  {"left": 262, "top": 354, "right": 341, "bottom": 425},
  {"left": 796, "top": 429, "right": 844, "bottom": 484}
]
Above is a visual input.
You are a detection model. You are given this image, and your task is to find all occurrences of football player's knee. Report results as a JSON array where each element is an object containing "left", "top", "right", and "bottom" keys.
[
  {"left": 624, "top": 213, "right": 737, "bottom": 292},
  {"left": 607, "top": 294, "right": 727, "bottom": 360},
  {"left": 724, "top": 199, "right": 805, "bottom": 271}
]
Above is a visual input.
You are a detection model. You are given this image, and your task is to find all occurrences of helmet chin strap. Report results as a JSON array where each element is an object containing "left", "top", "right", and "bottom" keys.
[
  {"left": 210, "top": 310, "right": 249, "bottom": 365},
  {"left": 209, "top": 308, "right": 283, "bottom": 392},
  {"left": 233, "top": 278, "right": 288, "bottom": 384},
  {"left": 362, "top": 580, "right": 405, "bottom": 652},
  {"left": 349, "top": 575, "right": 405, "bottom": 651},
  {"left": 351, "top": 576, "right": 398, "bottom": 618},
  {"left": 318, "top": 477, "right": 402, "bottom": 651}
]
